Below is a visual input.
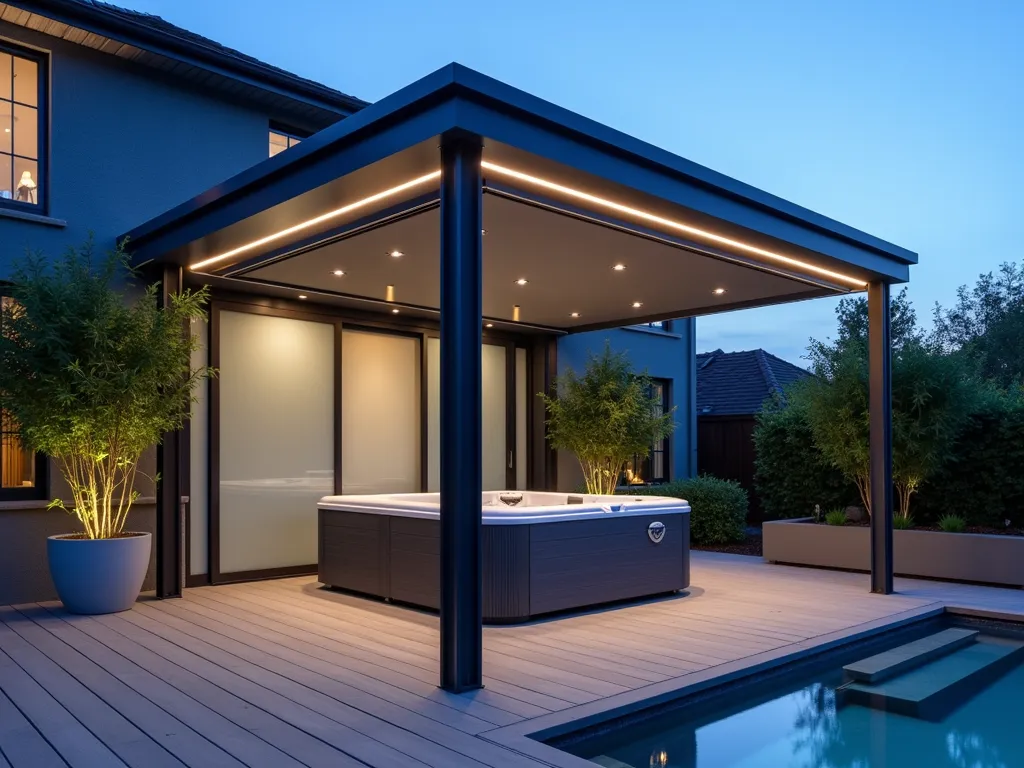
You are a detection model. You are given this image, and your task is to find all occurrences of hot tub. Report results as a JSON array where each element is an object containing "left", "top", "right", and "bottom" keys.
[{"left": 317, "top": 491, "right": 690, "bottom": 622}]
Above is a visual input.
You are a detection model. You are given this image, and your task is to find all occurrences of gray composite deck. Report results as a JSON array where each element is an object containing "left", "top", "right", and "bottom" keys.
[{"left": 1, "top": 552, "right": 1022, "bottom": 767}]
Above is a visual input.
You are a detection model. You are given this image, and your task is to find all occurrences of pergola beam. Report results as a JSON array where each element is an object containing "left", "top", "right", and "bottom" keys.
[{"left": 438, "top": 131, "right": 485, "bottom": 691}]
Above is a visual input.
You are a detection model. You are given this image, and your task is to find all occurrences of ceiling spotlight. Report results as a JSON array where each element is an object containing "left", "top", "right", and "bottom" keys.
[
  {"left": 389, "top": 250, "right": 404, "bottom": 258},
  {"left": 613, "top": 264, "right": 626, "bottom": 272},
  {"left": 481, "top": 228, "right": 488, "bottom": 236},
  {"left": 332, "top": 269, "right": 345, "bottom": 276},
  {"left": 713, "top": 287, "right": 727, "bottom": 295},
  {"left": 570, "top": 312, "right": 581, "bottom": 318},
  {"left": 632, "top": 301, "right": 643, "bottom": 308},
  {"left": 485, "top": 322, "right": 494, "bottom": 328},
  {"left": 515, "top": 278, "right": 529, "bottom": 286},
  {"left": 391, "top": 308, "right": 400, "bottom": 314},
  {"left": 298, "top": 294, "right": 308, "bottom": 300}
]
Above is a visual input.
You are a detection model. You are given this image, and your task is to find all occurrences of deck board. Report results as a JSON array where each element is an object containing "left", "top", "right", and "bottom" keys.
[{"left": 0, "top": 552, "right": 1021, "bottom": 767}]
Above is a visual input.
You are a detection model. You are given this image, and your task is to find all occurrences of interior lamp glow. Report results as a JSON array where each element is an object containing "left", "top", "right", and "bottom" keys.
[
  {"left": 481, "top": 161, "right": 866, "bottom": 288},
  {"left": 513, "top": 305, "right": 521, "bottom": 322},
  {"left": 189, "top": 170, "right": 441, "bottom": 271}
]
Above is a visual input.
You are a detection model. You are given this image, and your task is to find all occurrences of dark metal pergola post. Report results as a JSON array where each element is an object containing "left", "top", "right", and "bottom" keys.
[
  {"left": 156, "top": 264, "right": 186, "bottom": 599},
  {"left": 438, "top": 131, "right": 484, "bottom": 692},
  {"left": 868, "top": 280, "right": 894, "bottom": 594}
]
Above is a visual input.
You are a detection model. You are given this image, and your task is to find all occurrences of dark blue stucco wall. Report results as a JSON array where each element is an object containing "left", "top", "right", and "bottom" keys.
[
  {"left": 0, "top": 21, "right": 270, "bottom": 278},
  {"left": 555, "top": 320, "right": 698, "bottom": 491}
]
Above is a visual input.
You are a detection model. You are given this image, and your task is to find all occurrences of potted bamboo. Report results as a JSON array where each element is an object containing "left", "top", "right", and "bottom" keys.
[{"left": 0, "top": 241, "right": 211, "bottom": 614}]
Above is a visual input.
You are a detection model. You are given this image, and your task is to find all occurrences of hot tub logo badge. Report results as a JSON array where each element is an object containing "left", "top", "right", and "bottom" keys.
[{"left": 647, "top": 521, "right": 666, "bottom": 544}]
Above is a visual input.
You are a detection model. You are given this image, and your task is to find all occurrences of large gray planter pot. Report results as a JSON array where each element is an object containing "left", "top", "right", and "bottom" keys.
[
  {"left": 763, "top": 518, "right": 1024, "bottom": 587},
  {"left": 46, "top": 532, "right": 152, "bottom": 614}
]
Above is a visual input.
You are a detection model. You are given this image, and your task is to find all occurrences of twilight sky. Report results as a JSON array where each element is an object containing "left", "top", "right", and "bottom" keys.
[{"left": 125, "top": 0, "right": 1024, "bottom": 364}]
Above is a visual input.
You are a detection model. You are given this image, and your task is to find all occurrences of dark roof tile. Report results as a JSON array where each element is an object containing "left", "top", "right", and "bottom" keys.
[{"left": 697, "top": 349, "right": 810, "bottom": 415}]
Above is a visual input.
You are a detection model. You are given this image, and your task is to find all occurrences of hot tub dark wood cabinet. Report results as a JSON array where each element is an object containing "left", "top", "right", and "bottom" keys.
[{"left": 318, "top": 510, "right": 690, "bottom": 622}]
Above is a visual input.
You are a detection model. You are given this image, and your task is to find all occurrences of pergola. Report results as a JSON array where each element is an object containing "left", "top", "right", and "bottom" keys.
[{"left": 125, "top": 63, "right": 916, "bottom": 693}]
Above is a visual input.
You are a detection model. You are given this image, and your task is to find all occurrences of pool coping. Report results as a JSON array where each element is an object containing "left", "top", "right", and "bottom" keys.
[{"left": 478, "top": 602, "right": 958, "bottom": 768}]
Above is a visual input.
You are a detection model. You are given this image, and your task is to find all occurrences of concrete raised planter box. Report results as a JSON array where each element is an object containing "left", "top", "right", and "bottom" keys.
[{"left": 763, "top": 517, "right": 1024, "bottom": 588}]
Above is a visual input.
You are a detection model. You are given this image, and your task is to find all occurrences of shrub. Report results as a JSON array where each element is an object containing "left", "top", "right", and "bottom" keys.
[
  {"left": 893, "top": 515, "right": 915, "bottom": 530},
  {"left": 753, "top": 399, "right": 858, "bottom": 519},
  {"left": 824, "top": 509, "right": 848, "bottom": 526},
  {"left": 938, "top": 514, "right": 967, "bottom": 533},
  {"left": 541, "top": 344, "right": 675, "bottom": 495},
  {"left": 627, "top": 475, "right": 747, "bottom": 545}
]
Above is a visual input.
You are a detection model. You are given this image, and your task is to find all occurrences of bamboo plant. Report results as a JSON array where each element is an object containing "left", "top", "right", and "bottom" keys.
[
  {"left": 540, "top": 344, "right": 675, "bottom": 495},
  {"left": 0, "top": 240, "right": 212, "bottom": 539}
]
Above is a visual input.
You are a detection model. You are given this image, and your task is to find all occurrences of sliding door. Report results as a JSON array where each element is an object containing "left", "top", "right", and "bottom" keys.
[
  {"left": 216, "top": 310, "right": 335, "bottom": 578},
  {"left": 341, "top": 329, "right": 421, "bottom": 494}
]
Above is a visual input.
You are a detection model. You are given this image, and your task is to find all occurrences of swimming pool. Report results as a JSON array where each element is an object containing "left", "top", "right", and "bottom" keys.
[{"left": 563, "top": 616, "right": 1024, "bottom": 768}]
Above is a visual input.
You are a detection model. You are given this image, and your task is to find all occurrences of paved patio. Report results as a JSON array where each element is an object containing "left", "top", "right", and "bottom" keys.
[{"left": 1, "top": 552, "right": 1021, "bottom": 767}]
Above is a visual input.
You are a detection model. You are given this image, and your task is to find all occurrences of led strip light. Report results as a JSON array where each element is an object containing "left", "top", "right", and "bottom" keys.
[
  {"left": 481, "top": 162, "right": 865, "bottom": 288},
  {"left": 190, "top": 163, "right": 866, "bottom": 288},
  {"left": 189, "top": 171, "right": 442, "bottom": 271}
]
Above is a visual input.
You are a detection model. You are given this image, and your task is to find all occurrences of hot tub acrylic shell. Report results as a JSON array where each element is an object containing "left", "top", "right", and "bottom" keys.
[{"left": 317, "top": 491, "right": 690, "bottom": 622}]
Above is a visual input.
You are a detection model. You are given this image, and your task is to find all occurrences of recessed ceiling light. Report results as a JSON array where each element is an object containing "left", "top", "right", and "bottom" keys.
[
  {"left": 632, "top": 301, "right": 643, "bottom": 308},
  {"left": 391, "top": 308, "right": 400, "bottom": 314},
  {"left": 713, "top": 287, "right": 727, "bottom": 295},
  {"left": 481, "top": 229, "right": 488, "bottom": 236},
  {"left": 515, "top": 278, "right": 529, "bottom": 286},
  {"left": 570, "top": 312, "right": 581, "bottom": 318},
  {"left": 613, "top": 264, "right": 626, "bottom": 272},
  {"left": 298, "top": 294, "right": 308, "bottom": 300},
  {"left": 485, "top": 322, "right": 494, "bottom": 328},
  {"left": 332, "top": 269, "right": 345, "bottom": 276},
  {"left": 389, "top": 250, "right": 404, "bottom": 258}
]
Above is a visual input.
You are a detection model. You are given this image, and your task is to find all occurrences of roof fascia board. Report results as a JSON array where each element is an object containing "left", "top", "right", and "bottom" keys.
[{"left": 5, "top": 0, "right": 367, "bottom": 114}]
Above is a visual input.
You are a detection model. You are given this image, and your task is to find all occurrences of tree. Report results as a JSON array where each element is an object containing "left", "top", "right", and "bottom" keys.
[
  {"left": 793, "top": 290, "right": 977, "bottom": 519},
  {"left": 0, "top": 241, "right": 212, "bottom": 539},
  {"left": 932, "top": 262, "right": 1024, "bottom": 389},
  {"left": 539, "top": 344, "right": 675, "bottom": 495}
]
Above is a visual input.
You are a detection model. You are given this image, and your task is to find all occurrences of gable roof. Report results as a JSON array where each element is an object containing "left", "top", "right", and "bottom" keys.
[
  {"left": 697, "top": 348, "right": 810, "bottom": 415},
  {"left": 1, "top": 0, "right": 368, "bottom": 125}
]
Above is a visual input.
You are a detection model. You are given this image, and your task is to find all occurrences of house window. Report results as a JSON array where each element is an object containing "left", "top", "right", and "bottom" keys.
[
  {"left": 0, "top": 43, "right": 45, "bottom": 212},
  {"left": 0, "top": 295, "right": 46, "bottom": 500},
  {"left": 623, "top": 379, "right": 670, "bottom": 485},
  {"left": 269, "top": 128, "right": 302, "bottom": 157}
]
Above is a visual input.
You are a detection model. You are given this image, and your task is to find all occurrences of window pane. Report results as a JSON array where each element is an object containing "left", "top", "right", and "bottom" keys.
[
  {"left": 482, "top": 344, "right": 507, "bottom": 490},
  {"left": 2, "top": 411, "right": 36, "bottom": 489},
  {"left": 0, "top": 54, "right": 11, "bottom": 101},
  {"left": 0, "top": 154, "right": 11, "bottom": 201},
  {"left": 13, "top": 103, "right": 36, "bottom": 159},
  {"left": 288, "top": 136, "right": 301, "bottom": 149},
  {"left": 269, "top": 130, "right": 288, "bottom": 157},
  {"left": 0, "top": 101, "right": 10, "bottom": 155},
  {"left": 12, "top": 55, "right": 37, "bottom": 106},
  {"left": 13, "top": 156, "right": 38, "bottom": 205}
]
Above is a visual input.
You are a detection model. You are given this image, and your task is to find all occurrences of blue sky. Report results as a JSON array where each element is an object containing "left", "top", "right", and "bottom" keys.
[{"left": 126, "top": 0, "right": 1024, "bottom": 364}]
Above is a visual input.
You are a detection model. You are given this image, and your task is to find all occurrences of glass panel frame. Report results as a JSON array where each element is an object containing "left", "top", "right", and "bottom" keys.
[{"left": 0, "top": 41, "right": 46, "bottom": 214}]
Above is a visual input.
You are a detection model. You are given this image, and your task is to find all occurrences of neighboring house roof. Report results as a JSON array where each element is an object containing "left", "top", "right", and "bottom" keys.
[
  {"left": 0, "top": 0, "right": 368, "bottom": 126},
  {"left": 697, "top": 349, "right": 810, "bottom": 416}
]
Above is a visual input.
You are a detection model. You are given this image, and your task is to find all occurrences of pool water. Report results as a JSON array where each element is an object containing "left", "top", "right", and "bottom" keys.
[{"left": 567, "top": 624, "right": 1024, "bottom": 768}]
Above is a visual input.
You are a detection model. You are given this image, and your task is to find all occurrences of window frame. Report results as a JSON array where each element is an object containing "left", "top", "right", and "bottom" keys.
[
  {"left": 269, "top": 123, "right": 308, "bottom": 157},
  {"left": 0, "top": 291, "right": 48, "bottom": 502},
  {"left": 624, "top": 378, "right": 671, "bottom": 485},
  {"left": 0, "top": 40, "right": 48, "bottom": 216}
]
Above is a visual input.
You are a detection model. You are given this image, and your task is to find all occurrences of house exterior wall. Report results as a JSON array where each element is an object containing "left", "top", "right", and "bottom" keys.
[
  {"left": 0, "top": 20, "right": 271, "bottom": 274},
  {"left": 0, "top": 21, "right": 283, "bottom": 603},
  {"left": 555, "top": 321, "right": 698, "bottom": 492}
]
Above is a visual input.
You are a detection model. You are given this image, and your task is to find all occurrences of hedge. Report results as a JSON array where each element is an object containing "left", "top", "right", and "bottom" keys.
[
  {"left": 626, "top": 475, "right": 748, "bottom": 545},
  {"left": 753, "top": 405, "right": 858, "bottom": 520},
  {"left": 753, "top": 395, "right": 1024, "bottom": 528}
]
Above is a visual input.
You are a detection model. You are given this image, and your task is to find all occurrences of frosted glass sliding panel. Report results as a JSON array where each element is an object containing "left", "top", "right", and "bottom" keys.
[
  {"left": 218, "top": 311, "right": 334, "bottom": 574},
  {"left": 481, "top": 344, "right": 507, "bottom": 490},
  {"left": 516, "top": 347, "right": 528, "bottom": 490},
  {"left": 341, "top": 330, "right": 420, "bottom": 494},
  {"left": 427, "top": 339, "right": 509, "bottom": 491},
  {"left": 189, "top": 318, "right": 209, "bottom": 576}
]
